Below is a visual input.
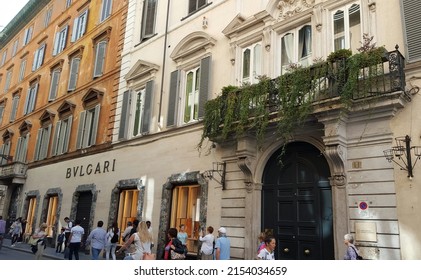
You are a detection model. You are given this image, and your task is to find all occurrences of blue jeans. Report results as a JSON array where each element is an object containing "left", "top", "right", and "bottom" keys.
[{"left": 91, "top": 247, "right": 102, "bottom": 260}]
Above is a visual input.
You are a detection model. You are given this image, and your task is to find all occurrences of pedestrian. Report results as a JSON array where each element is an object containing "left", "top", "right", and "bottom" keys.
[
  {"left": 67, "top": 219, "right": 84, "bottom": 260},
  {"left": 105, "top": 222, "right": 119, "bottom": 260},
  {"left": 177, "top": 224, "right": 188, "bottom": 254},
  {"left": 164, "top": 227, "right": 185, "bottom": 260},
  {"left": 215, "top": 227, "right": 230, "bottom": 260},
  {"left": 117, "top": 221, "right": 152, "bottom": 260},
  {"left": 121, "top": 221, "right": 133, "bottom": 242},
  {"left": 0, "top": 215, "right": 6, "bottom": 250},
  {"left": 129, "top": 219, "right": 139, "bottom": 237},
  {"left": 18, "top": 219, "right": 27, "bottom": 243},
  {"left": 257, "top": 232, "right": 266, "bottom": 255},
  {"left": 85, "top": 220, "right": 107, "bottom": 260},
  {"left": 56, "top": 228, "right": 66, "bottom": 253},
  {"left": 199, "top": 226, "right": 215, "bottom": 260},
  {"left": 257, "top": 236, "right": 276, "bottom": 260},
  {"left": 146, "top": 220, "right": 154, "bottom": 249},
  {"left": 10, "top": 217, "right": 22, "bottom": 247},
  {"left": 343, "top": 233, "right": 360, "bottom": 260},
  {"left": 63, "top": 217, "right": 73, "bottom": 250},
  {"left": 32, "top": 223, "right": 48, "bottom": 260}
]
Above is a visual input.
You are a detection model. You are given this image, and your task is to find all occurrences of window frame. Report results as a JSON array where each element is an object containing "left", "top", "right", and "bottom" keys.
[
  {"left": 68, "top": 56, "right": 81, "bottom": 91},
  {"left": 48, "top": 67, "right": 61, "bottom": 101},
  {"left": 332, "top": 2, "right": 362, "bottom": 52},
  {"left": 24, "top": 81, "right": 39, "bottom": 115},
  {"left": 23, "top": 26, "right": 34, "bottom": 46},
  {"left": 4, "top": 68, "right": 13, "bottom": 93},
  {"left": 240, "top": 42, "right": 262, "bottom": 85},
  {"left": 51, "top": 115, "right": 73, "bottom": 156},
  {"left": 34, "top": 124, "right": 52, "bottom": 161},
  {"left": 53, "top": 25, "right": 69, "bottom": 56},
  {"left": 100, "top": 0, "right": 113, "bottom": 22},
  {"left": 32, "top": 43, "right": 46, "bottom": 71},
  {"left": 188, "top": 0, "right": 207, "bottom": 15},
  {"left": 76, "top": 104, "right": 100, "bottom": 149},
  {"left": 9, "top": 94, "right": 20, "bottom": 122},
  {"left": 93, "top": 40, "right": 107, "bottom": 78},
  {"left": 15, "top": 133, "right": 30, "bottom": 163},
  {"left": 140, "top": 0, "right": 157, "bottom": 41},
  {"left": 71, "top": 9, "right": 89, "bottom": 42}
]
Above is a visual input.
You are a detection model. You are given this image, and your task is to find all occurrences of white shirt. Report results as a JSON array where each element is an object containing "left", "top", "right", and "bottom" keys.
[
  {"left": 199, "top": 233, "right": 215, "bottom": 255},
  {"left": 257, "top": 248, "right": 275, "bottom": 260},
  {"left": 70, "top": 225, "right": 84, "bottom": 243}
]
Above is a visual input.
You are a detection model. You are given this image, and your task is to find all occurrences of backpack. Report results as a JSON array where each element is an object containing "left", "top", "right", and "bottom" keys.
[
  {"left": 111, "top": 231, "right": 118, "bottom": 243},
  {"left": 351, "top": 246, "right": 363, "bottom": 260}
]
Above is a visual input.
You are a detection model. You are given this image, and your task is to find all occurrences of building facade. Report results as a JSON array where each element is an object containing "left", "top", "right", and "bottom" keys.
[
  {"left": 1, "top": 0, "right": 421, "bottom": 260},
  {"left": 0, "top": 0, "right": 127, "bottom": 243}
]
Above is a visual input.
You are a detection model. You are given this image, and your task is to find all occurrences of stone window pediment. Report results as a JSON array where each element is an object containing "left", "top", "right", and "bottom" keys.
[
  {"left": 2, "top": 128, "right": 14, "bottom": 139},
  {"left": 222, "top": 12, "right": 270, "bottom": 39},
  {"left": 82, "top": 88, "right": 104, "bottom": 107},
  {"left": 125, "top": 60, "right": 160, "bottom": 86},
  {"left": 19, "top": 120, "right": 32, "bottom": 133},
  {"left": 170, "top": 31, "right": 216, "bottom": 63},
  {"left": 57, "top": 100, "right": 76, "bottom": 116},
  {"left": 39, "top": 109, "right": 56, "bottom": 123}
]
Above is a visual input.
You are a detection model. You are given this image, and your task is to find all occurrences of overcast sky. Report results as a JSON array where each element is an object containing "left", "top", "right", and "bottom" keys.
[{"left": 0, "top": 0, "right": 30, "bottom": 32}]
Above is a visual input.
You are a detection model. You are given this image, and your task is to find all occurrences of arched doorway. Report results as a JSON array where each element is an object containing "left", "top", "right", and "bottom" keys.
[{"left": 262, "top": 142, "right": 334, "bottom": 260}]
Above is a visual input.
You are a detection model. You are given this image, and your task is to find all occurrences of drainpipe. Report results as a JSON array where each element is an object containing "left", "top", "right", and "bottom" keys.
[{"left": 158, "top": 0, "right": 171, "bottom": 125}]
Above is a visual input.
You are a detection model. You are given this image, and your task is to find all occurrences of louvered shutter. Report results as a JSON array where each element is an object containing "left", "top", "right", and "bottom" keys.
[
  {"left": 93, "top": 41, "right": 107, "bottom": 77},
  {"left": 166, "top": 70, "right": 179, "bottom": 127},
  {"left": 68, "top": 57, "right": 80, "bottom": 91},
  {"left": 76, "top": 110, "right": 86, "bottom": 149},
  {"left": 402, "top": 0, "right": 421, "bottom": 62},
  {"left": 34, "top": 128, "right": 43, "bottom": 161},
  {"left": 51, "top": 120, "right": 61, "bottom": 156},
  {"left": 89, "top": 105, "right": 101, "bottom": 146},
  {"left": 198, "top": 56, "right": 211, "bottom": 119},
  {"left": 49, "top": 70, "right": 60, "bottom": 100},
  {"left": 141, "top": 80, "right": 154, "bottom": 134},
  {"left": 63, "top": 116, "right": 73, "bottom": 153},
  {"left": 118, "top": 90, "right": 130, "bottom": 140}
]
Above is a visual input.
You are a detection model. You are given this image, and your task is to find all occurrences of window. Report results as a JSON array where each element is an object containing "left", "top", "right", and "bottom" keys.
[
  {"left": 333, "top": 3, "right": 361, "bottom": 52},
  {"left": 15, "top": 133, "right": 30, "bottom": 163},
  {"left": 9, "top": 94, "right": 19, "bottom": 122},
  {"left": 280, "top": 25, "right": 312, "bottom": 73},
  {"left": 188, "top": 0, "right": 207, "bottom": 14},
  {"left": 116, "top": 189, "right": 139, "bottom": 243},
  {"left": 0, "top": 140, "right": 11, "bottom": 165},
  {"left": 44, "top": 7, "right": 53, "bottom": 27},
  {"left": 100, "top": 0, "right": 112, "bottom": 22},
  {"left": 23, "top": 26, "right": 34, "bottom": 46},
  {"left": 4, "top": 69, "right": 13, "bottom": 93},
  {"left": 68, "top": 56, "right": 81, "bottom": 91},
  {"left": 76, "top": 104, "right": 100, "bottom": 149},
  {"left": 53, "top": 25, "right": 68, "bottom": 55},
  {"left": 45, "top": 196, "right": 58, "bottom": 237},
  {"left": 66, "top": 0, "right": 72, "bottom": 8},
  {"left": 49, "top": 68, "right": 61, "bottom": 101},
  {"left": 241, "top": 42, "right": 262, "bottom": 84},
  {"left": 141, "top": 0, "right": 157, "bottom": 41},
  {"left": 167, "top": 56, "right": 211, "bottom": 127},
  {"left": 19, "top": 59, "right": 27, "bottom": 82},
  {"left": 51, "top": 115, "right": 73, "bottom": 156},
  {"left": 25, "top": 197, "right": 37, "bottom": 235},
  {"left": 12, "top": 39, "right": 19, "bottom": 57},
  {"left": 93, "top": 40, "right": 107, "bottom": 78},
  {"left": 71, "top": 10, "right": 89, "bottom": 42},
  {"left": 402, "top": 0, "right": 421, "bottom": 62},
  {"left": 32, "top": 43, "right": 46, "bottom": 71},
  {"left": 34, "top": 124, "right": 52, "bottom": 161},
  {"left": 0, "top": 102, "right": 5, "bottom": 125},
  {"left": 170, "top": 185, "right": 201, "bottom": 254},
  {"left": 24, "top": 81, "right": 39, "bottom": 115},
  {"left": 0, "top": 50, "right": 7, "bottom": 67}
]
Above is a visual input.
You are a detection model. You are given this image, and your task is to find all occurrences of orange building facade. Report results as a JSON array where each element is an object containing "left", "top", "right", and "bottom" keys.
[{"left": 0, "top": 0, "right": 127, "bottom": 239}]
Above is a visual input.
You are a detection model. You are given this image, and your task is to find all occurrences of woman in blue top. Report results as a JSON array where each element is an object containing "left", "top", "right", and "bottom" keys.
[{"left": 177, "top": 224, "right": 188, "bottom": 253}]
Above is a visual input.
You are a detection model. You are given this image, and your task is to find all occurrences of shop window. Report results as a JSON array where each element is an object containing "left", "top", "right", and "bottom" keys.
[
  {"left": 116, "top": 189, "right": 139, "bottom": 243},
  {"left": 170, "top": 185, "right": 201, "bottom": 254},
  {"left": 25, "top": 197, "right": 37, "bottom": 236},
  {"left": 46, "top": 196, "right": 58, "bottom": 237}
]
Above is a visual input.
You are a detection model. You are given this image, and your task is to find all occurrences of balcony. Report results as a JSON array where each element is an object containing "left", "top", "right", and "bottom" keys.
[
  {"left": 201, "top": 47, "right": 406, "bottom": 145},
  {"left": 0, "top": 162, "right": 28, "bottom": 184}
]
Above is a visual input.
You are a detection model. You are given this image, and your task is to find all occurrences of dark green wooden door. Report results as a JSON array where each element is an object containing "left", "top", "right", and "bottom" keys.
[{"left": 262, "top": 142, "right": 334, "bottom": 260}]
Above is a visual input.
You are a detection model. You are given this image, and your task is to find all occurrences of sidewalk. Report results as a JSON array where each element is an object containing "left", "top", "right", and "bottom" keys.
[{"left": 3, "top": 241, "right": 92, "bottom": 260}]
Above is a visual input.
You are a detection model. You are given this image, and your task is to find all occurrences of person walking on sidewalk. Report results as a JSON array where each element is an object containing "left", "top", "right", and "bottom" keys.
[
  {"left": 199, "top": 226, "right": 215, "bottom": 260},
  {"left": 63, "top": 217, "right": 73, "bottom": 250},
  {"left": 67, "top": 220, "right": 84, "bottom": 260},
  {"left": 86, "top": 220, "right": 107, "bottom": 260},
  {"left": 32, "top": 223, "right": 48, "bottom": 260},
  {"left": 56, "top": 228, "right": 66, "bottom": 253},
  {"left": 0, "top": 216, "right": 6, "bottom": 250},
  {"left": 105, "top": 222, "right": 119, "bottom": 260},
  {"left": 215, "top": 227, "right": 230, "bottom": 260},
  {"left": 10, "top": 217, "right": 22, "bottom": 247}
]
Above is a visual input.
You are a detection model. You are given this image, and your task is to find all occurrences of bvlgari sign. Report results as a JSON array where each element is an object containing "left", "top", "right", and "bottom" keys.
[{"left": 66, "top": 159, "right": 116, "bottom": 178}]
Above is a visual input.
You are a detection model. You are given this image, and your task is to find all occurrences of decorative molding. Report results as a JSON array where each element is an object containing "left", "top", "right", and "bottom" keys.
[
  {"left": 170, "top": 31, "right": 216, "bottom": 63},
  {"left": 277, "top": 0, "right": 315, "bottom": 19},
  {"left": 125, "top": 60, "right": 160, "bottom": 85}
]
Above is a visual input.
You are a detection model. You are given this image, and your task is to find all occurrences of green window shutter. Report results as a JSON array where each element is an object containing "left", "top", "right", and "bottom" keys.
[
  {"left": 118, "top": 90, "right": 130, "bottom": 140},
  {"left": 34, "top": 128, "right": 43, "bottom": 161},
  {"left": 167, "top": 70, "right": 179, "bottom": 127},
  {"left": 89, "top": 104, "right": 101, "bottom": 146},
  {"left": 68, "top": 57, "right": 80, "bottom": 91},
  {"left": 141, "top": 80, "right": 154, "bottom": 134},
  {"left": 21, "top": 134, "right": 29, "bottom": 163},
  {"left": 93, "top": 41, "right": 107, "bottom": 77},
  {"left": 15, "top": 137, "right": 22, "bottom": 162},
  {"left": 41, "top": 124, "right": 52, "bottom": 159},
  {"left": 402, "top": 0, "right": 421, "bottom": 62},
  {"left": 52, "top": 120, "right": 62, "bottom": 156},
  {"left": 198, "top": 56, "right": 211, "bottom": 119},
  {"left": 63, "top": 116, "right": 73, "bottom": 153},
  {"left": 76, "top": 110, "right": 87, "bottom": 149}
]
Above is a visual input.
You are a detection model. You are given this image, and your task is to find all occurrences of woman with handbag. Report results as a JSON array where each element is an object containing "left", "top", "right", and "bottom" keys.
[
  {"left": 32, "top": 223, "right": 48, "bottom": 260},
  {"left": 117, "top": 221, "right": 152, "bottom": 260},
  {"left": 165, "top": 228, "right": 185, "bottom": 260}
]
